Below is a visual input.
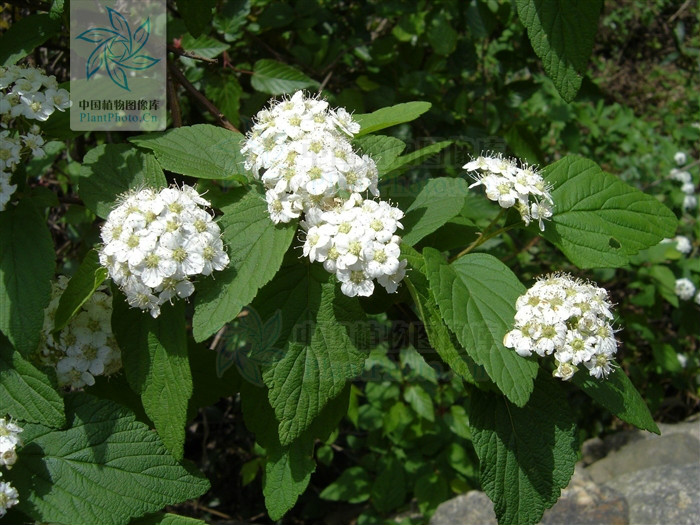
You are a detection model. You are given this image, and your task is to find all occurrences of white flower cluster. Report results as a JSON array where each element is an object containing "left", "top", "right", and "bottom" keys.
[
  {"left": 669, "top": 162, "right": 697, "bottom": 212},
  {"left": 0, "top": 64, "right": 71, "bottom": 212},
  {"left": 674, "top": 278, "right": 697, "bottom": 302},
  {"left": 99, "top": 185, "right": 229, "bottom": 317},
  {"left": 503, "top": 273, "right": 619, "bottom": 381},
  {"left": 0, "top": 418, "right": 22, "bottom": 518},
  {"left": 241, "top": 91, "right": 406, "bottom": 297},
  {"left": 463, "top": 154, "right": 554, "bottom": 231},
  {"left": 34, "top": 276, "right": 122, "bottom": 389}
]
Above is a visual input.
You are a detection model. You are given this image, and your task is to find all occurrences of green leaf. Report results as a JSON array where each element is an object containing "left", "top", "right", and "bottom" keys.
[
  {"left": 263, "top": 440, "right": 315, "bottom": 520},
  {"left": 192, "top": 186, "right": 296, "bottom": 342},
  {"left": 541, "top": 156, "right": 678, "bottom": 268},
  {"left": 370, "top": 456, "right": 406, "bottom": 513},
  {"left": 78, "top": 144, "right": 167, "bottom": 219},
  {"left": 320, "top": 466, "right": 372, "bottom": 503},
  {"left": 381, "top": 140, "right": 452, "bottom": 179},
  {"left": 571, "top": 367, "right": 659, "bottom": 434},
  {"left": 263, "top": 281, "right": 369, "bottom": 445},
  {"left": 180, "top": 33, "right": 230, "bottom": 59},
  {"left": 0, "top": 335, "right": 65, "bottom": 428},
  {"left": 0, "top": 14, "right": 62, "bottom": 66},
  {"left": 423, "top": 249, "right": 538, "bottom": 406},
  {"left": 353, "top": 135, "right": 406, "bottom": 175},
  {"left": 469, "top": 374, "right": 578, "bottom": 525},
  {"left": 6, "top": 394, "right": 209, "bottom": 525},
  {"left": 131, "top": 513, "right": 208, "bottom": 525},
  {"left": 427, "top": 13, "right": 458, "bottom": 56},
  {"left": 112, "top": 300, "right": 192, "bottom": 460},
  {"left": 516, "top": 0, "right": 602, "bottom": 102},
  {"left": 176, "top": 0, "right": 216, "bottom": 38},
  {"left": 0, "top": 199, "right": 55, "bottom": 356},
  {"left": 251, "top": 59, "right": 319, "bottom": 95},
  {"left": 53, "top": 249, "right": 108, "bottom": 333},
  {"left": 415, "top": 471, "right": 450, "bottom": 514},
  {"left": 354, "top": 101, "right": 432, "bottom": 137},
  {"left": 130, "top": 124, "right": 248, "bottom": 182},
  {"left": 204, "top": 72, "right": 243, "bottom": 127},
  {"left": 404, "top": 384, "right": 435, "bottom": 422},
  {"left": 402, "top": 178, "right": 470, "bottom": 246},
  {"left": 49, "top": 0, "right": 65, "bottom": 20},
  {"left": 401, "top": 245, "right": 484, "bottom": 385}
]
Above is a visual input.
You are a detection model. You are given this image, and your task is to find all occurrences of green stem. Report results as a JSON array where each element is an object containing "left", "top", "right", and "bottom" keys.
[{"left": 449, "top": 210, "right": 519, "bottom": 263}]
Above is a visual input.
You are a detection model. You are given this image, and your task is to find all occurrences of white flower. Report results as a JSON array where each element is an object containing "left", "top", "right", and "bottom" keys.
[
  {"left": 674, "top": 278, "right": 696, "bottom": 301},
  {"left": 682, "top": 194, "right": 697, "bottom": 211},
  {"left": 673, "top": 236, "right": 692, "bottom": 254},
  {"left": 681, "top": 181, "right": 695, "bottom": 195},
  {"left": 674, "top": 151, "right": 687, "bottom": 166},
  {"left": 0, "top": 418, "right": 23, "bottom": 469},
  {"left": 669, "top": 169, "right": 692, "bottom": 183},
  {"left": 0, "top": 480, "right": 19, "bottom": 517},
  {"left": 0, "top": 171, "right": 16, "bottom": 212}
]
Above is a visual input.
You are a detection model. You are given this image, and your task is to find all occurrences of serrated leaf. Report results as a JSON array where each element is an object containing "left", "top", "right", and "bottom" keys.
[
  {"left": 402, "top": 178, "right": 470, "bottom": 246},
  {"left": 572, "top": 367, "right": 659, "bottom": 434},
  {"left": 516, "top": 0, "right": 602, "bottom": 102},
  {"left": 192, "top": 186, "right": 296, "bottom": 342},
  {"left": 401, "top": 245, "right": 483, "bottom": 385},
  {"left": 251, "top": 59, "right": 318, "bottom": 95},
  {"left": 112, "top": 300, "right": 192, "bottom": 460},
  {"left": 382, "top": 140, "right": 452, "bottom": 179},
  {"left": 353, "top": 135, "right": 406, "bottom": 175},
  {"left": 53, "top": 250, "right": 107, "bottom": 333},
  {"left": 423, "top": 249, "right": 538, "bottom": 406},
  {"left": 6, "top": 394, "right": 209, "bottom": 525},
  {"left": 130, "top": 124, "right": 247, "bottom": 182},
  {"left": 469, "top": 375, "right": 578, "bottom": 525},
  {"left": 204, "top": 72, "right": 243, "bottom": 127},
  {"left": 0, "top": 14, "right": 62, "bottom": 66},
  {"left": 404, "top": 384, "right": 434, "bottom": 422},
  {"left": 541, "top": 156, "right": 678, "bottom": 269},
  {"left": 176, "top": 0, "right": 216, "bottom": 38},
  {"left": 78, "top": 144, "right": 167, "bottom": 219},
  {"left": 0, "top": 199, "right": 55, "bottom": 356},
  {"left": 180, "top": 32, "right": 229, "bottom": 59},
  {"left": 0, "top": 335, "right": 65, "bottom": 428},
  {"left": 263, "top": 281, "right": 369, "bottom": 445},
  {"left": 354, "top": 101, "right": 431, "bottom": 137}
]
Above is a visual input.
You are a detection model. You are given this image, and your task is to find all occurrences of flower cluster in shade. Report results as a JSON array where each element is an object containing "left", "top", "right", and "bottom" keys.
[
  {"left": 33, "top": 276, "right": 122, "bottom": 389},
  {"left": 463, "top": 153, "right": 554, "bottom": 231},
  {"left": 0, "top": 64, "right": 71, "bottom": 211},
  {"left": 241, "top": 91, "right": 407, "bottom": 297},
  {"left": 99, "top": 185, "right": 230, "bottom": 317},
  {"left": 674, "top": 277, "right": 700, "bottom": 304},
  {"left": 669, "top": 151, "right": 697, "bottom": 212},
  {"left": 503, "top": 273, "right": 619, "bottom": 381},
  {"left": 0, "top": 418, "right": 22, "bottom": 517}
]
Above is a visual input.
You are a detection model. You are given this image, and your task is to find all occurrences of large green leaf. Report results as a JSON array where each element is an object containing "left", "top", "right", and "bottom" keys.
[
  {"left": 402, "top": 178, "right": 470, "bottom": 246},
  {"left": 0, "top": 199, "right": 55, "bottom": 355},
  {"left": 53, "top": 249, "right": 107, "bottom": 333},
  {"left": 263, "top": 280, "right": 369, "bottom": 446},
  {"left": 130, "top": 124, "right": 247, "bottom": 182},
  {"left": 176, "top": 0, "right": 216, "bottom": 37},
  {"left": 6, "top": 394, "right": 209, "bottom": 525},
  {"left": 381, "top": 140, "right": 452, "bottom": 179},
  {"left": 353, "top": 135, "right": 406, "bottom": 175},
  {"left": 354, "top": 102, "right": 432, "bottom": 137},
  {"left": 204, "top": 71, "right": 243, "bottom": 127},
  {"left": 0, "top": 14, "right": 62, "bottom": 66},
  {"left": 0, "top": 335, "right": 65, "bottom": 428},
  {"left": 516, "top": 0, "right": 602, "bottom": 102},
  {"left": 192, "top": 186, "right": 296, "bottom": 342},
  {"left": 78, "top": 144, "right": 167, "bottom": 219},
  {"left": 402, "top": 246, "right": 484, "bottom": 385},
  {"left": 469, "top": 375, "right": 578, "bottom": 525},
  {"left": 131, "top": 513, "right": 208, "bottom": 525},
  {"left": 541, "top": 156, "right": 678, "bottom": 268},
  {"left": 423, "top": 249, "right": 538, "bottom": 406},
  {"left": 572, "top": 367, "right": 659, "bottom": 434},
  {"left": 251, "top": 59, "right": 319, "bottom": 95},
  {"left": 112, "top": 300, "right": 192, "bottom": 460}
]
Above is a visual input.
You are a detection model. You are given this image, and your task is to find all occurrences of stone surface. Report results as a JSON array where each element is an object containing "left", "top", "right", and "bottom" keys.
[
  {"left": 430, "top": 491, "right": 497, "bottom": 525},
  {"left": 603, "top": 464, "right": 700, "bottom": 525},
  {"left": 586, "top": 432, "right": 700, "bottom": 484}
]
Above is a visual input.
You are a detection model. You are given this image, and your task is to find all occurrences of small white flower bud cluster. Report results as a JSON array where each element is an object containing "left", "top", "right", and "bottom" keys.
[
  {"left": 669, "top": 161, "right": 697, "bottom": 212},
  {"left": 34, "top": 276, "right": 122, "bottom": 389},
  {"left": 0, "top": 418, "right": 22, "bottom": 517},
  {"left": 98, "top": 185, "right": 230, "bottom": 317},
  {"left": 674, "top": 277, "right": 696, "bottom": 302},
  {"left": 503, "top": 273, "right": 619, "bottom": 381},
  {"left": 242, "top": 91, "right": 407, "bottom": 297},
  {"left": 463, "top": 153, "right": 554, "bottom": 231},
  {"left": 0, "top": 64, "right": 71, "bottom": 212}
]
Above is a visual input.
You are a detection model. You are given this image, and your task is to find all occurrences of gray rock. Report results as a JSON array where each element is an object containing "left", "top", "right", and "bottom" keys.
[
  {"left": 603, "top": 464, "right": 700, "bottom": 525},
  {"left": 430, "top": 491, "right": 497, "bottom": 525},
  {"left": 586, "top": 432, "right": 700, "bottom": 484},
  {"left": 581, "top": 436, "right": 606, "bottom": 465}
]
